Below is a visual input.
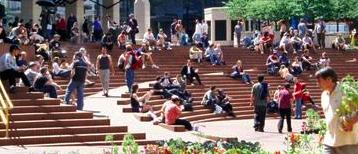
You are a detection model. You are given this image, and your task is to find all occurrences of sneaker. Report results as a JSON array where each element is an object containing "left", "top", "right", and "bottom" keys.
[
  {"left": 152, "top": 65, "right": 159, "bottom": 69},
  {"left": 142, "top": 65, "right": 146, "bottom": 69},
  {"left": 9, "top": 86, "right": 16, "bottom": 94}
]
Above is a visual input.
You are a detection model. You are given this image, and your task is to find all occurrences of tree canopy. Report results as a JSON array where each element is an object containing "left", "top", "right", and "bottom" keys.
[{"left": 224, "top": 0, "right": 358, "bottom": 21}]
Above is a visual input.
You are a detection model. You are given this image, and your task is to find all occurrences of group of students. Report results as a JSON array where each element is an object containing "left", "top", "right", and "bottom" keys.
[{"left": 266, "top": 49, "right": 330, "bottom": 79}]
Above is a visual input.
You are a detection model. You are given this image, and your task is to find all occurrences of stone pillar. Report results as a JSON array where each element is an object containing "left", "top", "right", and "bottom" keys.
[
  {"left": 66, "top": 0, "right": 85, "bottom": 27},
  {"left": 102, "top": 0, "right": 120, "bottom": 32},
  {"left": 210, "top": 20, "right": 215, "bottom": 43},
  {"left": 226, "top": 19, "right": 231, "bottom": 45},
  {"left": 21, "top": 0, "right": 41, "bottom": 23},
  {"left": 134, "top": 0, "right": 150, "bottom": 40}
]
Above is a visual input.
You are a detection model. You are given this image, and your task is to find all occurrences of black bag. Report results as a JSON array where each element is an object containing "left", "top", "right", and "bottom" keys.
[{"left": 267, "top": 101, "right": 278, "bottom": 113}]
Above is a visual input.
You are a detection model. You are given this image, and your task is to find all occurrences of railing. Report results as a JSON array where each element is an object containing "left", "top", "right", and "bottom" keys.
[{"left": 0, "top": 81, "right": 13, "bottom": 138}]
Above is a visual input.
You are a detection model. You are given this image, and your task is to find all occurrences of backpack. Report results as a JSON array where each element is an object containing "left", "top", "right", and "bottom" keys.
[
  {"left": 124, "top": 50, "right": 142, "bottom": 70},
  {"left": 267, "top": 101, "right": 278, "bottom": 113}
]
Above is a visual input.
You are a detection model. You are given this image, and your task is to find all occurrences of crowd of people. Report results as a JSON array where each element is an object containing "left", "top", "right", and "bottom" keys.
[{"left": 0, "top": 14, "right": 357, "bottom": 153}]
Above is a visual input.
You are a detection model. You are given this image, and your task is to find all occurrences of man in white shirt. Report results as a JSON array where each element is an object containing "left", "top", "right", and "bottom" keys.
[
  {"left": 201, "top": 20, "right": 208, "bottom": 35},
  {"left": 143, "top": 29, "right": 156, "bottom": 50},
  {"left": 279, "top": 32, "right": 293, "bottom": 53},
  {"left": 315, "top": 67, "right": 358, "bottom": 154},
  {"left": 192, "top": 19, "right": 202, "bottom": 44}
]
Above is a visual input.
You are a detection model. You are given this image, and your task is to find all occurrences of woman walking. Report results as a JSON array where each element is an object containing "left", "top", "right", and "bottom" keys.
[{"left": 96, "top": 46, "right": 114, "bottom": 97}]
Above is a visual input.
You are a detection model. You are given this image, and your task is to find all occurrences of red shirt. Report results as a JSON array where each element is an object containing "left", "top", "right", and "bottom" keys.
[
  {"left": 56, "top": 18, "right": 66, "bottom": 30},
  {"left": 278, "top": 89, "right": 292, "bottom": 109},
  {"left": 260, "top": 36, "right": 272, "bottom": 43},
  {"left": 165, "top": 103, "right": 181, "bottom": 125},
  {"left": 293, "top": 82, "right": 304, "bottom": 99}
]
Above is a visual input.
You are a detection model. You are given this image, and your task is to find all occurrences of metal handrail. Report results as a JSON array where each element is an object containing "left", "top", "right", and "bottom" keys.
[{"left": 0, "top": 81, "right": 13, "bottom": 138}]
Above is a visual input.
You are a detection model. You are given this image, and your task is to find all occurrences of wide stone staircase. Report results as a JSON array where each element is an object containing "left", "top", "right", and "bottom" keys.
[
  {"left": 0, "top": 42, "right": 357, "bottom": 146},
  {"left": 0, "top": 43, "right": 154, "bottom": 146},
  {"left": 112, "top": 46, "right": 358, "bottom": 131}
]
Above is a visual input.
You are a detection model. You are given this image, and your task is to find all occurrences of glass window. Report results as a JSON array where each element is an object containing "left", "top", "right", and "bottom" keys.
[{"left": 215, "top": 20, "right": 226, "bottom": 41}]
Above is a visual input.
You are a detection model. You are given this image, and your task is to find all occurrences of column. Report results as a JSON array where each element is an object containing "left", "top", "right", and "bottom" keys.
[
  {"left": 102, "top": 0, "right": 120, "bottom": 32},
  {"left": 210, "top": 20, "right": 215, "bottom": 43},
  {"left": 226, "top": 19, "right": 231, "bottom": 46},
  {"left": 21, "top": 0, "right": 41, "bottom": 23},
  {"left": 66, "top": 0, "right": 85, "bottom": 27},
  {"left": 134, "top": 0, "right": 150, "bottom": 40}
]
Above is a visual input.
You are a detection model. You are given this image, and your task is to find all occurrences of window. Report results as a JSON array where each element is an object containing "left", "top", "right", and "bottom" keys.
[
  {"left": 326, "top": 22, "right": 349, "bottom": 33},
  {"left": 215, "top": 20, "right": 226, "bottom": 41}
]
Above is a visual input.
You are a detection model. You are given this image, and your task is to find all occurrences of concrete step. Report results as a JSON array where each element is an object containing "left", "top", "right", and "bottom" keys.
[
  {"left": 0, "top": 119, "right": 110, "bottom": 129},
  {"left": 0, "top": 132, "right": 146, "bottom": 146},
  {"left": 10, "top": 105, "right": 76, "bottom": 114},
  {"left": 9, "top": 111, "right": 93, "bottom": 121},
  {"left": 12, "top": 99, "right": 61, "bottom": 106},
  {"left": 0, "top": 125, "right": 127, "bottom": 137}
]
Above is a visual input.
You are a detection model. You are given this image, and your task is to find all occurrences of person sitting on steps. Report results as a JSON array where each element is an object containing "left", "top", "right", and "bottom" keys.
[
  {"left": 217, "top": 89, "right": 235, "bottom": 117},
  {"left": 189, "top": 43, "right": 203, "bottom": 63},
  {"left": 130, "top": 84, "right": 160, "bottom": 124},
  {"left": 136, "top": 43, "right": 159, "bottom": 69},
  {"left": 180, "top": 60, "right": 202, "bottom": 86},
  {"left": 0, "top": 44, "right": 33, "bottom": 93},
  {"left": 231, "top": 59, "right": 253, "bottom": 85},
  {"left": 164, "top": 95, "right": 193, "bottom": 130},
  {"left": 33, "top": 67, "right": 62, "bottom": 98},
  {"left": 266, "top": 50, "right": 280, "bottom": 75},
  {"left": 201, "top": 86, "right": 219, "bottom": 113}
]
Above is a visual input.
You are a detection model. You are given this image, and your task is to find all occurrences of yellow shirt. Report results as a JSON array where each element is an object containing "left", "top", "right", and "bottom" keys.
[{"left": 321, "top": 83, "right": 358, "bottom": 147}]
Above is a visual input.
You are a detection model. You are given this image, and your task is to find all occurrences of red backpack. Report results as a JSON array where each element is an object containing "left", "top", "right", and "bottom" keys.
[{"left": 124, "top": 50, "right": 142, "bottom": 70}]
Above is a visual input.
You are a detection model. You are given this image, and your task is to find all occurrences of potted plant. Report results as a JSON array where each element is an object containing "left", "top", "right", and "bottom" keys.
[
  {"left": 336, "top": 75, "right": 358, "bottom": 131},
  {"left": 122, "top": 134, "right": 139, "bottom": 154}
]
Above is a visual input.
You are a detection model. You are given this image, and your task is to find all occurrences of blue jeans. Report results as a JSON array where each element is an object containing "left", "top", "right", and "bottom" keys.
[
  {"left": 55, "top": 70, "right": 71, "bottom": 78},
  {"left": 231, "top": 71, "right": 250, "bottom": 83},
  {"left": 125, "top": 68, "right": 135, "bottom": 93},
  {"left": 295, "top": 98, "right": 302, "bottom": 119},
  {"left": 192, "top": 33, "right": 201, "bottom": 43},
  {"left": 64, "top": 80, "right": 85, "bottom": 110},
  {"left": 210, "top": 54, "right": 220, "bottom": 65}
]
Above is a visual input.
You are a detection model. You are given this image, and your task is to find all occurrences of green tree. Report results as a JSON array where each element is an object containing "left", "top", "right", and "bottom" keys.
[{"left": 224, "top": 0, "right": 252, "bottom": 19}]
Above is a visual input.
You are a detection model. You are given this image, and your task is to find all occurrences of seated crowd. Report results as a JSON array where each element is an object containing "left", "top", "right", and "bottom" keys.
[{"left": 0, "top": 16, "right": 345, "bottom": 132}]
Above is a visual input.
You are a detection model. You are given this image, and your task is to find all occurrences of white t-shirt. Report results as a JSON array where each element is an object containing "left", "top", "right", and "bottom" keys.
[
  {"left": 194, "top": 23, "right": 202, "bottom": 35},
  {"left": 201, "top": 23, "right": 208, "bottom": 34},
  {"left": 321, "top": 83, "right": 358, "bottom": 147},
  {"left": 280, "top": 36, "right": 291, "bottom": 46},
  {"left": 143, "top": 32, "right": 155, "bottom": 42}
]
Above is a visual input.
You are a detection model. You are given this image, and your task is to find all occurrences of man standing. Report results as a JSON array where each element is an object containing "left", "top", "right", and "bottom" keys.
[
  {"left": 170, "top": 19, "right": 178, "bottom": 42},
  {"left": 192, "top": 19, "right": 202, "bottom": 44},
  {"left": 67, "top": 13, "right": 77, "bottom": 39},
  {"left": 201, "top": 19, "right": 208, "bottom": 35},
  {"left": 234, "top": 20, "right": 243, "bottom": 47},
  {"left": 124, "top": 45, "right": 136, "bottom": 93},
  {"left": 250, "top": 74, "right": 269, "bottom": 132},
  {"left": 293, "top": 77, "right": 304, "bottom": 119},
  {"left": 96, "top": 46, "right": 114, "bottom": 97},
  {"left": 64, "top": 52, "right": 88, "bottom": 110},
  {"left": 297, "top": 19, "right": 307, "bottom": 38},
  {"left": 315, "top": 67, "right": 358, "bottom": 154},
  {"left": 128, "top": 14, "right": 138, "bottom": 45},
  {"left": 314, "top": 18, "right": 326, "bottom": 49},
  {"left": 277, "top": 83, "right": 292, "bottom": 133}
]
